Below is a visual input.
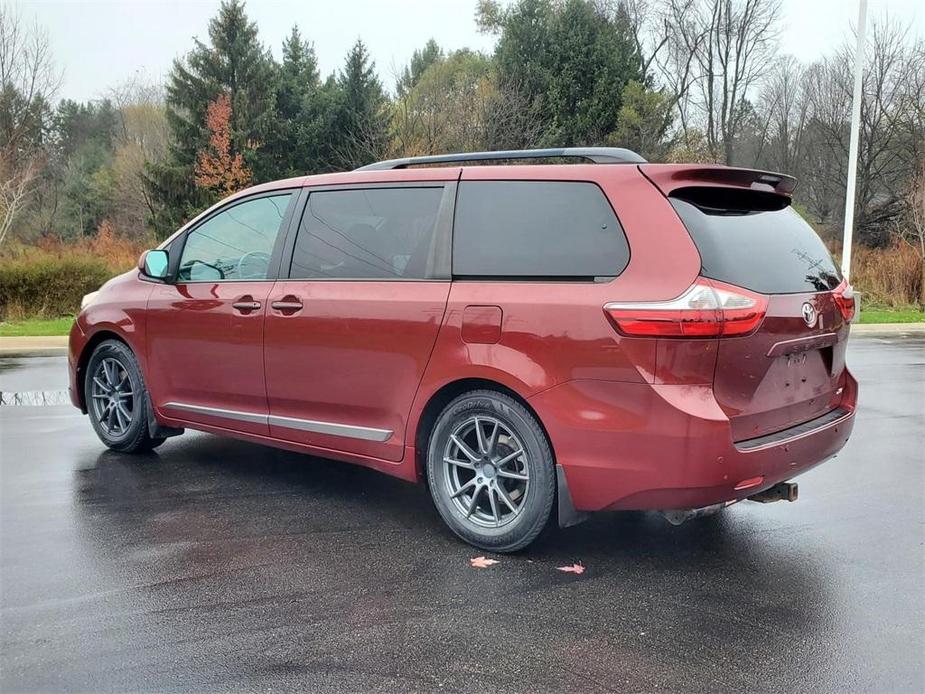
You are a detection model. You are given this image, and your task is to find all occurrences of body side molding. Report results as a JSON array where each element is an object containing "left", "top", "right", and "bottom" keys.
[{"left": 163, "top": 402, "right": 392, "bottom": 442}]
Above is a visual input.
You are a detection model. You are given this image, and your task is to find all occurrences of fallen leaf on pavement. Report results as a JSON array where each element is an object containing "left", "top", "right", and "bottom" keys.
[
  {"left": 469, "top": 556, "right": 500, "bottom": 569},
  {"left": 557, "top": 562, "right": 585, "bottom": 575}
]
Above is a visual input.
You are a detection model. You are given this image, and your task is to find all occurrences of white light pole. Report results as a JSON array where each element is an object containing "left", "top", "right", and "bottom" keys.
[{"left": 841, "top": 0, "right": 868, "bottom": 281}]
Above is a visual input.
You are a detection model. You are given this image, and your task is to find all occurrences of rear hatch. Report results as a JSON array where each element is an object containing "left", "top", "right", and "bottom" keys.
[{"left": 642, "top": 166, "right": 853, "bottom": 442}]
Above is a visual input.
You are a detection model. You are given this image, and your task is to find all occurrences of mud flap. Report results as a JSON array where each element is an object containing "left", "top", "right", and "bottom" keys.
[
  {"left": 557, "top": 464, "right": 590, "bottom": 528},
  {"left": 146, "top": 394, "right": 183, "bottom": 440}
]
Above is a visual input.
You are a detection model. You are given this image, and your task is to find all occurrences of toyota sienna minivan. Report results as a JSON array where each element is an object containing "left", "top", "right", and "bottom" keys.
[{"left": 69, "top": 148, "right": 857, "bottom": 551}]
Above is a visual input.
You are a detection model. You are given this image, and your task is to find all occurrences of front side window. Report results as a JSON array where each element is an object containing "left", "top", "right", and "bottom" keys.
[
  {"left": 289, "top": 187, "right": 444, "bottom": 280},
  {"left": 453, "top": 181, "right": 629, "bottom": 279},
  {"left": 178, "top": 193, "right": 294, "bottom": 281}
]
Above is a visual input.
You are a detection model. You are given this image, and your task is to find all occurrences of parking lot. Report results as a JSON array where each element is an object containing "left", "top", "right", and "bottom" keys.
[{"left": 1, "top": 333, "right": 923, "bottom": 693}]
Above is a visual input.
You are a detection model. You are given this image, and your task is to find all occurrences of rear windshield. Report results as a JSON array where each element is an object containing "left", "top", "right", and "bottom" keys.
[{"left": 670, "top": 191, "right": 841, "bottom": 294}]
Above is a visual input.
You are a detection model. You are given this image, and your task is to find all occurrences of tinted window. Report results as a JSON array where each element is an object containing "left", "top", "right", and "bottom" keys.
[
  {"left": 290, "top": 187, "right": 444, "bottom": 279},
  {"left": 670, "top": 195, "right": 842, "bottom": 294},
  {"left": 178, "top": 193, "right": 293, "bottom": 281},
  {"left": 453, "top": 181, "right": 628, "bottom": 278}
]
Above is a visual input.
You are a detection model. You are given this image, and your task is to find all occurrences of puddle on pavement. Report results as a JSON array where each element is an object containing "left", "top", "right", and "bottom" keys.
[{"left": 0, "top": 390, "right": 71, "bottom": 406}]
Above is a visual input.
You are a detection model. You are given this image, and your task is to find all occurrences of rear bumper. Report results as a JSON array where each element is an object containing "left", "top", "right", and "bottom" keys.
[{"left": 528, "top": 369, "right": 857, "bottom": 512}]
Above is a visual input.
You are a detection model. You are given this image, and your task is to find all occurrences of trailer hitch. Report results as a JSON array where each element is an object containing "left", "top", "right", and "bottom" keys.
[{"left": 747, "top": 481, "right": 798, "bottom": 503}]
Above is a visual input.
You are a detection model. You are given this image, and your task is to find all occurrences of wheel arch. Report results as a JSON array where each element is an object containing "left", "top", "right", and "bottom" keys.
[{"left": 412, "top": 377, "right": 557, "bottom": 480}]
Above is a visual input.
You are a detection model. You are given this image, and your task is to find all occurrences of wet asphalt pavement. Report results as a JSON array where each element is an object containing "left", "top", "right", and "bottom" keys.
[{"left": 1, "top": 335, "right": 923, "bottom": 693}]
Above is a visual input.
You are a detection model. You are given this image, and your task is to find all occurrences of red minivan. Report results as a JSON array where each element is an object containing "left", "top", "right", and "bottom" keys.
[{"left": 69, "top": 148, "right": 857, "bottom": 551}]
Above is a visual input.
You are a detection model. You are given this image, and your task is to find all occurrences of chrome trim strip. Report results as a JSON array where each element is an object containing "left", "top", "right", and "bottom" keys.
[
  {"left": 268, "top": 415, "right": 392, "bottom": 442},
  {"left": 766, "top": 332, "right": 837, "bottom": 358},
  {"left": 164, "top": 401, "right": 393, "bottom": 442},
  {"left": 734, "top": 408, "right": 854, "bottom": 452},
  {"left": 164, "top": 401, "right": 267, "bottom": 425}
]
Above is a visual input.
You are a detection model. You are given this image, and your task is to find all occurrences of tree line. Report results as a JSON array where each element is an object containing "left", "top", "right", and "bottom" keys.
[{"left": 1, "top": 0, "right": 923, "bottom": 251}]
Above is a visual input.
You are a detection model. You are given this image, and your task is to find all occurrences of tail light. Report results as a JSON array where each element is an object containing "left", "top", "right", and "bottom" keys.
[
  {"left": 832, "top": 280, "right": 855, "bottom": 322},
  {"left": 604, "top": 278, "right": 767, "bottom": 338}
]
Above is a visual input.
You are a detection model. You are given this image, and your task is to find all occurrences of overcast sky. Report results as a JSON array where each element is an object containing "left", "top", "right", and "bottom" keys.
[{"left": 22, "top": 0, "right": 925, "bottom": 103}]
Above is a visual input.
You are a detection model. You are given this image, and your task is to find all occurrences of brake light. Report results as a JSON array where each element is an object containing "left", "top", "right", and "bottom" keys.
[
  {"left": 832, "top": 280, "right": 855, "bottom": 322},
  {"left": 604, "top": 278, "right": 767, "bottom": 338}
]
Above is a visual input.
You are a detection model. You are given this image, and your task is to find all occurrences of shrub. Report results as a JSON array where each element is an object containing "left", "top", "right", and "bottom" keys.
[
  {"left": 850, "top": 243, "right": 923, "bottom": 309},
  {"left": 0, "top": 255, "right": 114, "bottom": 320},
  {"left": 0, "top": 221, "right": 148, "bottom": 320}
]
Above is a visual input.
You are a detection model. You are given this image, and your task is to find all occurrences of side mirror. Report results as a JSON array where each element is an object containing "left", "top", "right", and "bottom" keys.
[{"left": 139, "top": 249, "right": 169, "bottom": 279}]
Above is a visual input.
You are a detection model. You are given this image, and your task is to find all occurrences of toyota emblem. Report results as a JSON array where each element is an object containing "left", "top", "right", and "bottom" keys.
[{"left": 801, "top": 302, "right": 817, "bottom": 328}]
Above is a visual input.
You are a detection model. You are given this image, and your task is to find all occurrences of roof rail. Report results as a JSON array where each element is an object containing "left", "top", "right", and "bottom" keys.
[{"left": 355, "top": 147, "right": 646, "bottom": 171}]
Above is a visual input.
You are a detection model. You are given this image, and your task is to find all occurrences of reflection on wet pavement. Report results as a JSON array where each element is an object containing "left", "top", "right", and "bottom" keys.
[{"left": 0, "top": 390, "right": 70, "bottom": 406}]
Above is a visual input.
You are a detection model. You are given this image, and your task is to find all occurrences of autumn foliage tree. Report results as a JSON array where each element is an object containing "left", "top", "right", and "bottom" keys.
[{"left": 194, "top": 93, "right": 251, "bottom": 197}]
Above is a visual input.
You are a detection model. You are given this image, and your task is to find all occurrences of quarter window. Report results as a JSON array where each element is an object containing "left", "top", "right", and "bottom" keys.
[
  {"left": 453, "top": 181, "right": 629, "bottom": 278},
  {"left": 289, "top": 187, "right": 444, "bottom": 280},
  {"left": 178, "top": 193, "right": 293, "bottom": 281}
]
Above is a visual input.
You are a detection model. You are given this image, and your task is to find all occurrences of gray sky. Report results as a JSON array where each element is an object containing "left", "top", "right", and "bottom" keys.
[{"left": 23, "top": 0, "right": 925, "bottom": 103}]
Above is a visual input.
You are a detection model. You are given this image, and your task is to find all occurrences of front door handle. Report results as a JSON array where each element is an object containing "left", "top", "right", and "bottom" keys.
[
  {"left": 232, "top": 300, "right": 261, "bottom": 312},
  {"left": 271, "top": 297, "right": 303, "bottom": 313}
]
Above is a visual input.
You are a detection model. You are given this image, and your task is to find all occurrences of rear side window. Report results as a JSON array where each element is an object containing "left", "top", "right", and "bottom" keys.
[
  {"left": 453, "top": 181, "right": 629, "bottom": 279},
  {"left": 290, "top": 187, "right": 444, "bottom": 279},
  {"left": 670, "top": 192, "right": 841, "bottom": 294}
]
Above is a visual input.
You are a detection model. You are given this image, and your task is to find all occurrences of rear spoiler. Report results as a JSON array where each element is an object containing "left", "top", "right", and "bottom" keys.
[{"left": 639, "top": 165, "right": 797, "bottom": 197}]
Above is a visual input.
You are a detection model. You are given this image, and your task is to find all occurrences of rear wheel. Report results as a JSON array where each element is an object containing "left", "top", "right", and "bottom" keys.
[
  {"left": 426, "top": 390, "right": 555, "bottom": 552},
  {"left": 84, "top": 340, "right": 164, "bottom": 453}
]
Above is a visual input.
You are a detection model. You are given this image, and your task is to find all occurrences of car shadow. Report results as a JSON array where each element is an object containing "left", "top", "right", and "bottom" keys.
[{"left": 73, "top": 431, "right": 833, "bottom": 584}]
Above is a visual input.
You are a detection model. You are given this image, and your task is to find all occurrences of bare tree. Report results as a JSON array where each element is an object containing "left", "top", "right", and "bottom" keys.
[
  {"left": 693, "top": 0, "right": 782, "bottom": 164},
  {"left": 0, "top": 3, "right": 60, "bottom": 245},
  {"left": 631, "top": 0, "right": 708, "bottom": 147},
  {"left": 331, "top": 111, "right": 391, "bottom": 171},
  {"left": 108, "top": 75, "right": 169, "bottom": 236},
  {"left": 602, "top": 0, "right": 670, "bottom": 82},
  {"left": 0, "top": 160, "right": 36, "bottom": 245},
  {"left": 755, "top": 55, "right": 808, "bottom": 173},
  {"left": 630, "top": 0, "right": 779, "bottom": 161},
  {"left": 801, "top": 18, "right": 924, "bottom": 243}
]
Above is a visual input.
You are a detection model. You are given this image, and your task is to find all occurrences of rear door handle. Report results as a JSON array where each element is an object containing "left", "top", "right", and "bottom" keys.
[
  {"left": 232, "top": 300, "right": 262, "bottom": 312},
  {"left": 271, "top": 298, "right": 303, "bottom": 313}
]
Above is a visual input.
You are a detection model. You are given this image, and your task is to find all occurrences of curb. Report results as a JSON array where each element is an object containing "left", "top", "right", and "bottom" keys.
[
  {"left": 0, "top": 336, "right": 69, "bottom": 356},
  {"left": 851, "top": 323, "right": 925, "bottom": 335}
]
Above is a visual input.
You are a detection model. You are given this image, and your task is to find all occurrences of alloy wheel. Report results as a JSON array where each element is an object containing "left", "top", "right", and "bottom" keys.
[
  {"left": 442, "top": 415, "right": 530, "bottom": 528},
  {"left": 90, "top": 357, "right": 135, "bottom": 437}
]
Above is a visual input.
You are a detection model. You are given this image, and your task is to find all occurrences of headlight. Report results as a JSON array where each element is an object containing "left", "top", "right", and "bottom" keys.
[{"left": 80, "top": 290, "right": 100, "bottom": 311}]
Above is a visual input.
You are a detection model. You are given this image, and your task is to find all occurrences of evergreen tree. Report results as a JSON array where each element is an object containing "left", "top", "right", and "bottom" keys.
[
  {"left": 278, "top": 26, "right": 320, "bottom": 120},
  {"left": 483, "top": 0, "right": 553, "bottom": 108},
  {"left": 480, "top": 0, "right": 643, "bottom": 147},
  {"left": 267, "top": 25, "right": 323, "bottom": 176},
  {"left": 53, "top": 100, "right": 118, "bottom": 157},
  {"left": 331, "top": 40, "right": 390, "bottom": 170},
  {"left": 608, "top": 80, "right": 675, "bottom": 161},
  {"left": 396, "top": 39, "right": 444, "bottom": 97},
  {"left": 546, "top": 0, "right": 641, "bottom": 145},
  {"left": 147, "top": 0, "right": 275, "bottom": 234}
]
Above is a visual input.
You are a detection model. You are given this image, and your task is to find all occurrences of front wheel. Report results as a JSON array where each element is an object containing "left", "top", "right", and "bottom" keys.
[
  {"left": 84, "top": 340, "right": 164, "bottom": 453},
  {"left": 426, "top": 390, "right": 555, "bottom": 552}
]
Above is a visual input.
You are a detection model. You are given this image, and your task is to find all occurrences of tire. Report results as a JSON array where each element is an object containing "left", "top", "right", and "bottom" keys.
[
  {"left": 426, "top": 389, "right": 556, "bottom": 552},
  {"left": 84, "top": 339, "right": 165, "bottom": 454}
]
